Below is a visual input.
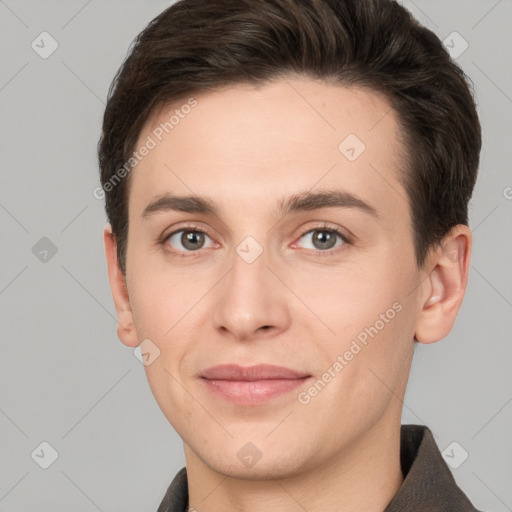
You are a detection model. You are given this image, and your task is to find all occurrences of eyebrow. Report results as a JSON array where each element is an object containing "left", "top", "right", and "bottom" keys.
[{"left": 141, "top": 189, "right": 378, "bottom": 220}]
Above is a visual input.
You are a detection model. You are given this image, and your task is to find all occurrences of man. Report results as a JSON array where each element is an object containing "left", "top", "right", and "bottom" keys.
[{"left": 98, "top": 0, "right": 482, "bottom": 510}]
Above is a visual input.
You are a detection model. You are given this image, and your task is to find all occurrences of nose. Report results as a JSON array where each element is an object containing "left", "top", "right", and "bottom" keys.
[{"left": 211, "top": 244, "right": 291, "bottom": 342}]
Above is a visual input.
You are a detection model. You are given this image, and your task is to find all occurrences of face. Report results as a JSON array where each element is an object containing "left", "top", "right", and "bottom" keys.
[{"left": 120, "top": 77, "right": 426, "bottom": 479}]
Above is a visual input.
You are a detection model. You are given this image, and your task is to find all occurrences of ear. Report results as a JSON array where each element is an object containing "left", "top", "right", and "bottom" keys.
[
  {"left": 103, "top": 224, "right": 139, "bottom": 347},
  {"left": 414, "top": 225, "right": 472, "bottom": 344}
]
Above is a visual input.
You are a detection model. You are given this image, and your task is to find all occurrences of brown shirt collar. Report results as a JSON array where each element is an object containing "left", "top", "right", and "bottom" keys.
[
  {"left": 157, "top": 424, "right": 480, "bottom": 511},
  {"left": 384, "top": 424, "right": 479, "bottom": 511}
]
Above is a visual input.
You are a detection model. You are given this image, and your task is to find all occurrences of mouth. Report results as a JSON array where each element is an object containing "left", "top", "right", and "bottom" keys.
[{"left": 199, "top": 364, "right": 312, "bottom": 405}]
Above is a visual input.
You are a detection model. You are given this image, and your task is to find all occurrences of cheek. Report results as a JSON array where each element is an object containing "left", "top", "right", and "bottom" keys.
[
  {"left": 331, "top": 298, "right": 414, "bottom": 411},
  {"left": 286, "top": 262, "right": 403, "bottom": 336},
  {"left": 127, "top": 262, "right": 204, "bottom": 339},
  {"left": 143, "top": 359, "right": 195, "bottom": 438},
  {"left": 289, "top": 260, "right": 416, "bottom": 388}
]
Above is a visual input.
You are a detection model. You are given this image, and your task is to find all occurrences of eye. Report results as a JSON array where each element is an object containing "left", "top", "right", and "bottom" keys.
[
  {"left": 295, "top": 226, "right": 347, "bottom": 253},
  {"left": 164, "top": 228, "right": 216, "bottom": 253}
]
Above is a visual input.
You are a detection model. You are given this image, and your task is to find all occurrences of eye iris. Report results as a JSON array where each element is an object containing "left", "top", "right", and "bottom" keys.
[
  {"left": 175, "top": 230, "right": 339, "bottom": 251},
  {"left": 181, "top": 231, "right": 204, "bottom": 250},
  {"left": 313, "top": 230, "right": 337, "bottom": 250}
]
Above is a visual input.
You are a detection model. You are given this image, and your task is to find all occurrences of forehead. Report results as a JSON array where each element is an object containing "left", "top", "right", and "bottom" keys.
[{"left": 128, "top": 77, "right": 408, "bottom": 225}]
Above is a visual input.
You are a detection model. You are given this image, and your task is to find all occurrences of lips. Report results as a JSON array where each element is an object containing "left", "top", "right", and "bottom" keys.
[
  {"left": 201, "top": 364, "right": 310, "bottom": 381},
  {"left": 200, "top": 364, "right": 312, "bottom": 405}
]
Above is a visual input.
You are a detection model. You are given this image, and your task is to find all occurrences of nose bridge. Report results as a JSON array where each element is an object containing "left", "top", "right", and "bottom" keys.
[
  {"left": 211, "top": 236, "right": 290, "bottom": 338},
  {"left": 223, "top": 240, "right": 271, "bottom": 314}
]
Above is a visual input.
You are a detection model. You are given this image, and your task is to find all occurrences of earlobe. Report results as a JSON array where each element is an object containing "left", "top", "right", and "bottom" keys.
[
  {"left": 116, "top": 309, "right": 139, "bottom": 348},
  {"left": 414, "top": 225, "right": 472, "bottom": 344},
  {"left": 103, "top": 224, "right": 140, "bottom": 348}
]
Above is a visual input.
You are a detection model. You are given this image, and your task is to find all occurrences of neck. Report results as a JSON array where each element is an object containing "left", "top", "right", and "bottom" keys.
[{"left": 184, "top": 416, "right": 404, "bottom": 512}]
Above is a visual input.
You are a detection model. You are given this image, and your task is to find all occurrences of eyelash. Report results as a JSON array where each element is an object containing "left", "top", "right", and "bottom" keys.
[{"left": 159, "top": 222, "right": 351, "bottom": 258}]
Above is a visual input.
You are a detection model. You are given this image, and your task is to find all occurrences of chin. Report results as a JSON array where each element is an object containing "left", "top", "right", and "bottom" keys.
[
  {"left": 204, "top": 455, "right": 306, "bottom": 481},
  {"left": 191, "top": 437, "right": 314, "bottom": 481}
]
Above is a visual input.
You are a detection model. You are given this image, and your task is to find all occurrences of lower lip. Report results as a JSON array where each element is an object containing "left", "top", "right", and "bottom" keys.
[{"left": 201, "top": 377, "right": 310, "bottom": 405}]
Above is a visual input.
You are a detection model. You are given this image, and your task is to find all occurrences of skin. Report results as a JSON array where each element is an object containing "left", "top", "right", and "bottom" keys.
[{"left": 104, "top": 75, "right": 471, "bottom": 512}]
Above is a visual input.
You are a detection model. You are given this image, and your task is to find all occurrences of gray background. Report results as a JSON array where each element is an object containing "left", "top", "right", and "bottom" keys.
[{"left": 1, "top": 0, "right": 511, "bottom": 510}]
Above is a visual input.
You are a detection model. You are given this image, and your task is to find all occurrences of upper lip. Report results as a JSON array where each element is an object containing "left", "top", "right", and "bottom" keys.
[{"left": 200, "top": 364, "right": 310, "bottom": 381}]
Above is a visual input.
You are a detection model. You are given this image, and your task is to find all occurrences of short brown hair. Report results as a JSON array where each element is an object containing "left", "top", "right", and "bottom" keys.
[{"left": 98, "top": 0, "right": 481, "bottom": 274}]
